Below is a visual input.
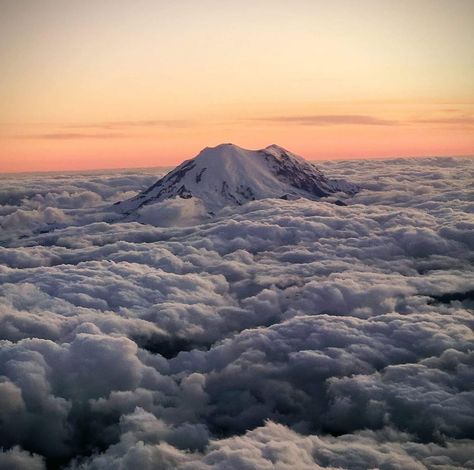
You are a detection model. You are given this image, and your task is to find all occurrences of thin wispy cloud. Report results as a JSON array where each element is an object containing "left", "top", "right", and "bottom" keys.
[
  {"left": 252, "top": 113, "right": 474, "bottom": 128},
  {"left": 10, "top": 119, "right": 196, "bottom": 140},
  {"left": 412, "top": 116, "right": 474, "bottom": 126},
  {"left": 21, "top": 132, "right": 128, "bottom": 140},
  {"left": 5, "top": 114, "right": 473, "bottom": 144},
  {"left": 253, "top": 114, "right": 399, "bottom": 126},
  {"left": 62, "top": 119, "right": 195, "bottom": 130}
]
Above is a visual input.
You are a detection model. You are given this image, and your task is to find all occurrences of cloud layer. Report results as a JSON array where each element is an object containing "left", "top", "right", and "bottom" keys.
[{"left": 0, "top": 157, "right": 473, "bottom": 469}]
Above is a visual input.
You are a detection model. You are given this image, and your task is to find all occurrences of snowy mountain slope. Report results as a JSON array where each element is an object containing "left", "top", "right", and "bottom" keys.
[{"left": 116, "top": 143, "right": 359, "bottom": 214}]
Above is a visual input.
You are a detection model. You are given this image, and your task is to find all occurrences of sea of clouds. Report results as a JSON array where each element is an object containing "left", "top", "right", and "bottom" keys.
[{"left": 0, "top": 157, "right": 473, "bottom": 469}]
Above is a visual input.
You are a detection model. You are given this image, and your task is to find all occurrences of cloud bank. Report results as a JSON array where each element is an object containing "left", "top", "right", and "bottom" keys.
[{"left": 0, "top": 157, "right": 473, "bottom": 469}]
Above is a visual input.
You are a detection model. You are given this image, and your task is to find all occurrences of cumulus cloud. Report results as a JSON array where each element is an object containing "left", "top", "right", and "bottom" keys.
[
  {"left": 0, "top": 169, "right": 164, "bottom": 242},
  {"left": 0, "top": 446, "right": 45, "bottom": 470},
  {"left": 135, "top": 197, "right": 211, "bottom": 227},
  {"left": 72, "top": 420, "right": 474, "bottom": 470},
  {"left": 0, "top": 157, "right": 472, "bottom": 468}
]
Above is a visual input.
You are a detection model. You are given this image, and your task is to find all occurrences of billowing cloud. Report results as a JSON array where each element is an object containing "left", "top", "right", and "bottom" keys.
[
  {"left": 0, "top": 446, "right": 45, "bottom": 470},
  {"left": 0, "top": 157, "right": 472, "bottom": 468}
]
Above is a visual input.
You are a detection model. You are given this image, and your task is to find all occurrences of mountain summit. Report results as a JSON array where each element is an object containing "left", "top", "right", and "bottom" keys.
[{"left": 116, "top": 143, "right": 358, "bottom": 213}]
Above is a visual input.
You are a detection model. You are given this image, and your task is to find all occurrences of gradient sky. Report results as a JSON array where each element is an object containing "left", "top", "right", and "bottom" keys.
[{"left": 1, "top": 0, "right": 473, "bottom": 172}]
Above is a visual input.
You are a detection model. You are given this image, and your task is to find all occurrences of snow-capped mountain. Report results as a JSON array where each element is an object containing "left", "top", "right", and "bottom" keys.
[{"left": 116, "top": 143, "right": 358, "bottom": 214}]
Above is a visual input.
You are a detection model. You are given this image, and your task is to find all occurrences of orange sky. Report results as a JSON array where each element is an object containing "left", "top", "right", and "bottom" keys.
[{"left": 1, "top": 0, "right": 473, "bottom": 172}]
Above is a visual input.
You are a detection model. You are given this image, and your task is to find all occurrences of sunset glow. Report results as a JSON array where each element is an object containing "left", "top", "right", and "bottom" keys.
[
  {"left": 1, "top": 3, "right": 473, "bottom": 467},
  {"left": 1, "top": 0, "right": 473, "bottom": 172}
]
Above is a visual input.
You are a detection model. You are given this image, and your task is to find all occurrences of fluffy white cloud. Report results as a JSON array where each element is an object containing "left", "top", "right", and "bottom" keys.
[
  {"left": 0, "top": 169, "right": 164, "bottom": 242},
  {"left": 0, "top": 446, "right": 45, "bottom": 470},
  {"left": 135, "top": 198, "right": 211, "bottom": 227},
  {"left": 72, "top": 419, "right": 474, "bottom": 470},
  {"left": 0, "top": 157, "right": 472, "bottom": 468}
]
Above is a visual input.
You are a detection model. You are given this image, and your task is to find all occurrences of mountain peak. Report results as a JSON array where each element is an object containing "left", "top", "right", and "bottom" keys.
[
  {"left": 200, "top": 142, "right": 236, "bottom": 152},
  {"left": 197, "top": 143, "right": 249, "bottom": 159},
  {"left": 265, "top": 143, "right": 287, "bottom": 152},
  {"left": 116, "top": 144, "right": 358, "bottom": 214}
]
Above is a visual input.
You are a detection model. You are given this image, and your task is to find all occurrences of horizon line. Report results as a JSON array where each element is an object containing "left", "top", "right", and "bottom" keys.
[{"left": 1, "top": 153, "right": 473, "bottom": 176}]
